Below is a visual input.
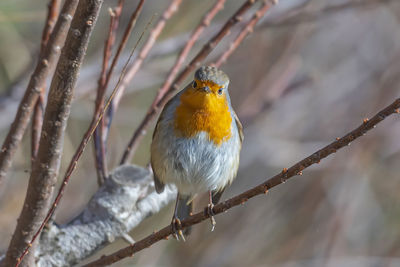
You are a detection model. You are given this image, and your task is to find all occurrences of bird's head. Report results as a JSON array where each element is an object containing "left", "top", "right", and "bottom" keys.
[{"left": 180, "top": 66, "right": 230, "bottom": 110}]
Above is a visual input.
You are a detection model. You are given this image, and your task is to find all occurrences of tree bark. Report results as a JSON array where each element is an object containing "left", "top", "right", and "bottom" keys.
[
  {"left": 0, "top": 0, "right": 78, "bottom": 185},
  {"left": 2, "top": 0, "right": 104, "bottom": 266}
]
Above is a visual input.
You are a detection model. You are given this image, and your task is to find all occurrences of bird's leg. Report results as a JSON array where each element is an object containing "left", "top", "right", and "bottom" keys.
[
  {"left": 171, "top": 193, "right": 185, "bottom": 241},
  {"left": 206, "top": 191, "right": 216, "bottom": 231}
]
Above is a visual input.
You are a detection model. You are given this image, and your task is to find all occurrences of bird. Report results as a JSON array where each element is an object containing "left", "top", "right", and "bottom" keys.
[{"left": 150, "top": 66, "right": 243, "bottom": 240}]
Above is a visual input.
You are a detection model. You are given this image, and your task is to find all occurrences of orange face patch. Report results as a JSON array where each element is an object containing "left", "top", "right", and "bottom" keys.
[
  {"left": 195, "top": 79, "right": 222, "bottom": 94},
  {"left": 174, "top": 79, "right": 232, "bottom": 145}
]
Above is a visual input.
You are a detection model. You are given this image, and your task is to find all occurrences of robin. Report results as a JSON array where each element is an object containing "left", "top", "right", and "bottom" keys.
[{"left": 151, "top": 66, "right": 243, "bottom": 240}]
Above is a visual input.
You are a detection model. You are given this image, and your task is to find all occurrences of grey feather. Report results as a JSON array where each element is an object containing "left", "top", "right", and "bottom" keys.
[{"left": 153, "top": 172, "right": 165, "bottom": 194}]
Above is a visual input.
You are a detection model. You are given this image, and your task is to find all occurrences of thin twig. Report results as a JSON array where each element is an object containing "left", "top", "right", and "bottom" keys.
[
  {"left": 102, "top": 0, "right": 146, "bottom": 98},
  {"left": 263, "top": 0, "right": 393, "bottom": 28},
  {"left": 120, "top": 0, "right": 262, "bottom": 164},
  {"left": 41, "top": 0, "right": 62, "bottom": 54},
  {"left": 214, "top": 1, "right": 273, "bottom": 67},
  {"left": 106, "top": 0, "right": 182, "bottom": 145},
  {"left": 0, "top": 0, "right": 78, "bottom": 185},
  {"left": 85, "top": 98, "right": 400, "bottom": 267},
  {"left": 13, "top": 17, "right": 155, "bottom": 267},
  {"left": 31, "top": 0, "right": 61, "bottom": 163},
  {"left": 31, "top": 94, "right": 45, "bottom": 163},
  {"left": 154, "top": 0, "right": 226, "bottom": 105},
  {"left": 97, "top": 0, "right": 146, "bottom": 166},
  {"left": 93, "top": 0, "right": 124, "bottom": 185},
  {"left": 4, "top": 1, "right": 105, "bottom": 266}
]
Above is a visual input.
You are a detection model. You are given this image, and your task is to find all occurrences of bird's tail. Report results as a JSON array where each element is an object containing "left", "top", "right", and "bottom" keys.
[{"left": 176, "top": 195, "right": 193, "bottom": 235}]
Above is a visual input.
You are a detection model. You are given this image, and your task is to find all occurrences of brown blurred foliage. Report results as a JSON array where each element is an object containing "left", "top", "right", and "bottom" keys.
[{"left": 1, "top": 0, "right": 400, "bottom": 266}]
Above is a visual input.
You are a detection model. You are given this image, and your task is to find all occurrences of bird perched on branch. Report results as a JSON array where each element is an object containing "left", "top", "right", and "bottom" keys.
[{"left": 151, "top": 66, "right": 243, "bottom": 240}]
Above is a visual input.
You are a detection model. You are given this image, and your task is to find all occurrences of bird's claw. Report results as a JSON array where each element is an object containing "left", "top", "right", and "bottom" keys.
[
  {"left": 206, "top": 203, "right": 216, "bottom": 231},
  {"left": 171, "top": 217, "right": 185, "bottom": 241}
]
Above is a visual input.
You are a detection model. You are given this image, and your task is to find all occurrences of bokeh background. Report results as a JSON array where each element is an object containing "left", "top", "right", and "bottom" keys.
[{"left": 1, "top": 0, "right": 400, "bottom": 266}]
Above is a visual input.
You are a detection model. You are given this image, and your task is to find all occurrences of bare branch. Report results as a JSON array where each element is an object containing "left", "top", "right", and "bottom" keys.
[
  {"left": 263, "top": 0, "right": 395, "bottom": 28},
  {"left": 120, "top": 0, "right": 265, "bottom": 164},
  {"left": 2, "top": 1, "right": 105, "bottom": 266},
  {"left": 115, "top": 0, "right": 226, "bottom": 163},
  {"left": 31, "top": 0, "right": 62, "bottom": 163},
  {"left": 107, "top": 0, "right": 183, "bottom": 146},
  {"left": 102, "top": 0, "right": 146, "bottom": 99},
  {"left": 117, "top": 0, "right": 226, "bottom": 165},
  {"left": 93, "top": 0, "right": 125, "bottom": 185},
  {"left": 41, "top": 0, "right": 62, "bottom": 51},
  {"left": 93, "top": 0, "right": 146, "bottom": 185},
  {"left": 86, "top": 99, "right": 400, "bottom": 267},
  {"left": 154, "top": 0, "right": 226, "bottom": 105},
  {"left": 214, "top": 1, "right": 273, "bottom": 67}
]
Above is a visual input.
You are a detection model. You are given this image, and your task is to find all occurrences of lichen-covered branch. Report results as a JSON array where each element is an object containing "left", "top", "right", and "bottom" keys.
[{"left": 36, "top": 165, "right": 175, "bottom": 267}]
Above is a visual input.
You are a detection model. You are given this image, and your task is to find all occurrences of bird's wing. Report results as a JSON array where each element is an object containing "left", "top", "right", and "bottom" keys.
[
  {"left": 233, "top": 110, "right": 244, "bottom": 144},
  {"left": 153, "top": 172, "right": 165, "bottom": 193},
  {"left": 151, "top": 96, "right": 178, "bottom": 194}
]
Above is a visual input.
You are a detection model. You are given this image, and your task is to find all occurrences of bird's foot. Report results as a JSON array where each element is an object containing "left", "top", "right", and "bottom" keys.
[
  {"left": 206, "top": 203, "right": 216, "bottom": 231},
  {"left": 171, "top": 217, "right": 185, "bottom": 241}
]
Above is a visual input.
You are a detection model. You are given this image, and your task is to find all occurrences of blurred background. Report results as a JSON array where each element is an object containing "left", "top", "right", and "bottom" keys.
[{"left": 1, "top": 0, "right": 400, "bottom": 266}]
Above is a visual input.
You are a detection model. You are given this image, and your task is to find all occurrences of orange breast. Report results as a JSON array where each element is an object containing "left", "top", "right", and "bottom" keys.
[{"left": 174, "top": 88, "right": 232, "bottom": 145}]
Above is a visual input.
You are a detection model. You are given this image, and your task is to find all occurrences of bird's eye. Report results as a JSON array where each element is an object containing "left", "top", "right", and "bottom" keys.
[
  {"left": 193, "top": 81, "right": 197, "bottom": 88},
  {"left": 218, "top": 88, "right": 223, "bottom": 95}
]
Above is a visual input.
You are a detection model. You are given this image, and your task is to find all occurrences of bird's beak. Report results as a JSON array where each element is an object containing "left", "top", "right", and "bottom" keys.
[{"left": 200, "top": 86, "right": 211, "bottom": 93}]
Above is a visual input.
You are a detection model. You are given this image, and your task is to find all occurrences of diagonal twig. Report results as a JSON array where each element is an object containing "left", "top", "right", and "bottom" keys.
[
  {"left": 214, "top": 0, "right": 274, "bottom": 67},
  {"left": 153, "top": 0, "right": 227, "bottom": 105},
  {"left": 101, "top": 0, "right": 146, "bottom": 101},
  {"left": 120, "top": 0, "right": 266, "bottom": 164},
  {"left": 0, "top": 0, "right": 79, "bottom": 185},
  {"left": 85, "top": 98, "right": 400, "bottom": 267}
]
